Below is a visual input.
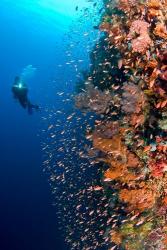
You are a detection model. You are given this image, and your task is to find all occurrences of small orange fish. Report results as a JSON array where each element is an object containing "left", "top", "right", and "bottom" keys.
[
  {"left": 161, "top": 100, "right": 167, "bottom": 108},
  {"left": 118, "top": 59, "right": 123, "bottom": 69}
]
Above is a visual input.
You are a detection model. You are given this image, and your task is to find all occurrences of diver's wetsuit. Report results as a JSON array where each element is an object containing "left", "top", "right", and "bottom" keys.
[{"left": 12, "top": 76, "right": 39, "bottom": 114}]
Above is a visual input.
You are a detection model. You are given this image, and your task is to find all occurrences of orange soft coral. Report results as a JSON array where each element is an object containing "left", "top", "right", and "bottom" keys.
[
  {"left": 119, "top": 186, "right": 157, "bottom": 212},
  {"left": 93, "top": 133, "right": 127, "bottom": 159},
  {"left": 154, "top": 23, "right": 167, "bottom": 39},
  {"left": 145, "top": 58, "right": 158, "bottom": 70},
  {"left": 147, "top": 0, "right": 162, "bottom": 19},
  {"left": 129, "top": 113, "right": 145, "bottom": 127},
  {"left": 93, "top": 130, "right": 144, "bottom": 185},
  {"left": 111, "top": 230, "right": 122, "bottom": 245},
  {"left": 147, "top": 0, "right": 161, "bottom": 9},
  {"left": 148, "top": 159, "right": 167, "bottom": 177},
  {"left": 116, "top": 0, "right": 136, "bottom": 13},
  {"left": 104, "top": 158, "right": 142, "bottom": 185}
]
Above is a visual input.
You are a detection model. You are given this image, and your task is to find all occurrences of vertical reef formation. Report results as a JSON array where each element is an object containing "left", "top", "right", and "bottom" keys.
[{"left": 75, "top": 0, "right": 167, "bottom": 249}]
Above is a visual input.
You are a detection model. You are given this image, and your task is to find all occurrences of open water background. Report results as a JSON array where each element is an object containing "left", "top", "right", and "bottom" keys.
[{"left": 0, "top": 1, "right": 98, "bottom": 249}]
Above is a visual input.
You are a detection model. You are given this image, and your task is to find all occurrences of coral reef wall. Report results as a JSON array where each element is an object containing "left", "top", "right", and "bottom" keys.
[{"left": 75, "top": 0, "right": 167, "bottom": 249}]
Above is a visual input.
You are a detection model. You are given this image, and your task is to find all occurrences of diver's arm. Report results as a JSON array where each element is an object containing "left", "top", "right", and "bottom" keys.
[
  {"left": 12, "top": 82, "right": 28, "bottom": 99},
  {"left": 12, "top": 83, "right": 27, "bottom": 89}
]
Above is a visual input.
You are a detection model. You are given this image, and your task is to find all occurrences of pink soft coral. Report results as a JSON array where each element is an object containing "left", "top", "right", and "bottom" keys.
[
  {"left": 128, "top": 20, "right": 152, "bottom": 53},
  {"left": 128, "top": 20, "right": 150, "bottom": 37},
  {"left": 131, "top": 34, "right": 152, "bottom": 53}
]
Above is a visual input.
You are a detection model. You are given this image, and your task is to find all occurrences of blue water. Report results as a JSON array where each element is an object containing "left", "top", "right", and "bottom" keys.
[{"left": 0, "top": 1, "right": 97, "bottom": 249}]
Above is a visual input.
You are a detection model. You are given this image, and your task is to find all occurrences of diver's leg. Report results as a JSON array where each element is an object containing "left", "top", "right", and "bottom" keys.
[
  {"left": 27, "top": 100, "right": 39, "bottom": 114},
  {"left": 19, "top": 99, "right": 27, "bottom": 109},
  {"left": 27, "top": 100, "right": 33, "bottom": 114}
]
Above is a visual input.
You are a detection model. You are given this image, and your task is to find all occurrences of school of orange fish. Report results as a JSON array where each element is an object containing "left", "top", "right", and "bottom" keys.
[{"left": 42, "top": 0, "right": 167, "bottom": 249}]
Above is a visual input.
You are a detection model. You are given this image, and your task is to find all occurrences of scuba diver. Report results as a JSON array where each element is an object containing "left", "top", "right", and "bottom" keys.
[{"left": 12, "top": 76, "right": 39, "bottom": 114}]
